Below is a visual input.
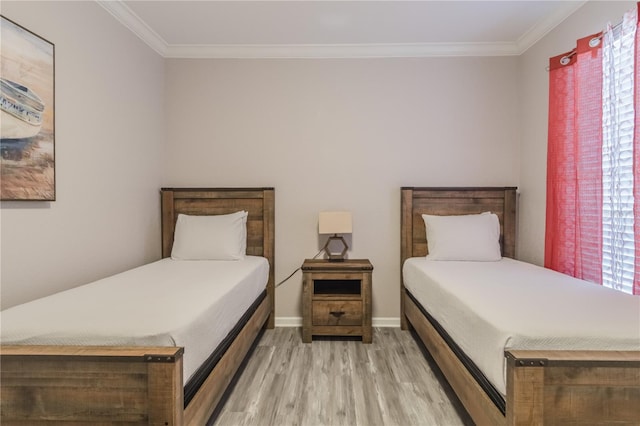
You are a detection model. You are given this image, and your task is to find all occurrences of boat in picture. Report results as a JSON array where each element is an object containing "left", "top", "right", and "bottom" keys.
[{"left": 0, "top": 77, "right": 45, "bottom": 140}]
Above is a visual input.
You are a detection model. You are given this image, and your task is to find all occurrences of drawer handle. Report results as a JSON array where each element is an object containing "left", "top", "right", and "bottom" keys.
[{"left": 329, "top": 311, "right": 346, "bottom": 317}]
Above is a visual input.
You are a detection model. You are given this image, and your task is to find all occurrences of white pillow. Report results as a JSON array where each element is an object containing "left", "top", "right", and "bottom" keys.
[
  {"left": 422, "top": 212, "right": 501, "bottom": 261},
  {"left": 171, "top": 211, "right": 248, "bottom": 260}
]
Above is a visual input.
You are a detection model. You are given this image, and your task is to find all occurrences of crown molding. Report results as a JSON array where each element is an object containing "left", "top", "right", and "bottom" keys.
[
  {"left": 164, "top": 42, "right": 519, "bottom": 59},
  {"left": 97, "top": 0, "right": 167, "bottom": 56},
  {"left": 516, "top": 0, "right": 588, "bottom": 54},
  {"left": 97, "top": 0, "right": 584, "bottom": 59}
]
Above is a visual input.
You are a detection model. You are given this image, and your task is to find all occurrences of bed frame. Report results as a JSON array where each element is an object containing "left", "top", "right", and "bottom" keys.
[
  {"left": 400, "top": 187, "right": 640, "bottom": 426},
  {"left": 1, "top": 187, "right": 275, "bottom": 425}
]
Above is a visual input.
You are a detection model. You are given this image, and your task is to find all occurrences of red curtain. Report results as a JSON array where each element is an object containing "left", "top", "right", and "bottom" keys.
[
  {"left": 545, "top": 34, "right": 603, "bottom": 284},
  {"left": 547, "top": 5, "right": 640, "bottom": 296}
]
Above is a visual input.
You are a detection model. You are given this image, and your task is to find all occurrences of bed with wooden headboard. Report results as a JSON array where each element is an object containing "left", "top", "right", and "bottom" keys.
[
  {"left": 400, "top": 187, "right": 640, "bottom": 426},
  {"left": 1, "top": 187, "right": 275, "bottom": 425}
]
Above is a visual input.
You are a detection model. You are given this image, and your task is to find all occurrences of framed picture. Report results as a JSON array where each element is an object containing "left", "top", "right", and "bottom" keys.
[{"left": 1, "top": 15, "right": 55, "bottom": 201}]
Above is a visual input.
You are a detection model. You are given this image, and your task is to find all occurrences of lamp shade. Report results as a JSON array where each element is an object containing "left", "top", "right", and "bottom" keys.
[{"left": 318, "top": 211, "right": 352, "bottom": 234}]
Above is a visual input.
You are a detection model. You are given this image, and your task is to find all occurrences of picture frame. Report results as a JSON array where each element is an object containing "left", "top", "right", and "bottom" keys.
[{"left": 1, "top": 15, "right": 55, "bottom": 201}]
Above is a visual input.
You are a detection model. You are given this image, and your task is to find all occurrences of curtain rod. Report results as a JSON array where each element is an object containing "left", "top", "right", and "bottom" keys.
[{"left": 547, "top": 17, "right": 628, "bottom": 71}]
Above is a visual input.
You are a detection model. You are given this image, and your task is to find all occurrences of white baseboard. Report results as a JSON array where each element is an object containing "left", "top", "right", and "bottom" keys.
[
  {"left": 373, "top": 317, "right": 401, "bottom": 327},
  {"left": 275, "top": 317, "right": 400, "bottom": 328},
  {"left": 275, "top": 317, "right": 303, "bottom": 327}
]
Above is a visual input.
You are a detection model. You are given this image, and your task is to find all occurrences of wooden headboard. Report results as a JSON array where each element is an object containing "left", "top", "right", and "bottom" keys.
[
  {"left": 160, "top": 187, "right": 275, "bottom": 327},
  {"left": 400, "top": 187, "right": 517, "bottom": 261}
]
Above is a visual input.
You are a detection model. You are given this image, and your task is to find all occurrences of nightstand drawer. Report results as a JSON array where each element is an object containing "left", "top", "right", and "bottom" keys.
[{"left": 312, "top": 301, "right": 362, "bottom": 326}]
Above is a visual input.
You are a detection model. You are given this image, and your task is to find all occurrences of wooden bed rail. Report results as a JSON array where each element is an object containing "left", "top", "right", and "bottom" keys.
[
  {"left": 405, "top": 288, "right": 640, "bottom": 426},
  {"left": 505, "top": 350, "right": 640, "bottom": 425},
  {"left": 0, "top": 292, "right": 272, "bottom": 425},
  {"left": 1, "top": 345, "right": 184, "bottom": 425}
]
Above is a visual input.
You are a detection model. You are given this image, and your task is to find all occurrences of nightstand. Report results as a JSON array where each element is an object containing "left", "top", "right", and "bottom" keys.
[{"left": 301, "top": 259, "right": 373, "bottom": 343}]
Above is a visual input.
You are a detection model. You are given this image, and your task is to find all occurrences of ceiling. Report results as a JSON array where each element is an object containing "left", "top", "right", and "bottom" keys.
[{"left": 97, "top": 1, "right": 587, "bottom": 58}]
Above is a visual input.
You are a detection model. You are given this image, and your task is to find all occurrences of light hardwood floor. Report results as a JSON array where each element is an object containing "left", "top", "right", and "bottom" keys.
[{"left": 211, "top": 327, "right": 473, "bottom": 426}]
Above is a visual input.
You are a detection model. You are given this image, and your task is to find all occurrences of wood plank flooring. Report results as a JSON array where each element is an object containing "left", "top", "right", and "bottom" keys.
[{"left": 211, "top": 327, "right": 473, "bottom": 426}]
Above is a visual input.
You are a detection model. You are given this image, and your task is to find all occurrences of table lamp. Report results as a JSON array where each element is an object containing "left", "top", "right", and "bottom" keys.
[{"left": 319, "top": 211, "right": 352, "bottom": 261}]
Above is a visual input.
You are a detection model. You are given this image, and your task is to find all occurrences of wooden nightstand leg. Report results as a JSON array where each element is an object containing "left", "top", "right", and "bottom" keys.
[
  {"left": 302, "top": 272, "right": 312, "bottom": 343},
  {"left": 302, "top": 330, "right": 311, "bottom": 343},
  {"left": 362, "top": 273, "right": 372, "bottom": 344}
]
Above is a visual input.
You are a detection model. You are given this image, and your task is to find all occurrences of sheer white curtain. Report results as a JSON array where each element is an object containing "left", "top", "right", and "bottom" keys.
[{"left": 602, "top": 9, "right": 637, "bottom": 294}]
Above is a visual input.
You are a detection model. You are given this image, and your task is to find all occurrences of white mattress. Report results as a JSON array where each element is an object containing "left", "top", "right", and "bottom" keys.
[
  {"left": 403, "top": 257, "right": 640, "bottom": 396},
  {"left": 0, "top": 256, "right": 269, "bottom": 382}
]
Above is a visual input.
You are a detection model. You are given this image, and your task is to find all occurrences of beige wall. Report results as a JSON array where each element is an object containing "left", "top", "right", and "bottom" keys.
[
  {"left": 517, "top": 1, "right": 635, "bottom": 266},
  {"left": 164, "top": 58, "right": 520, "bottom": 320},
  {"left": 3, "top": 0, "right": 627, "bottom": 322},
  {"left": 0, "top": 2, "right": 165, "bottom": 308}
]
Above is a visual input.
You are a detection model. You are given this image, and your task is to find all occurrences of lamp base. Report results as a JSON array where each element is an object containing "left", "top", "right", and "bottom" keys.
[{"left": 323, "top": 234, "right": 348, "bottom": 261}]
